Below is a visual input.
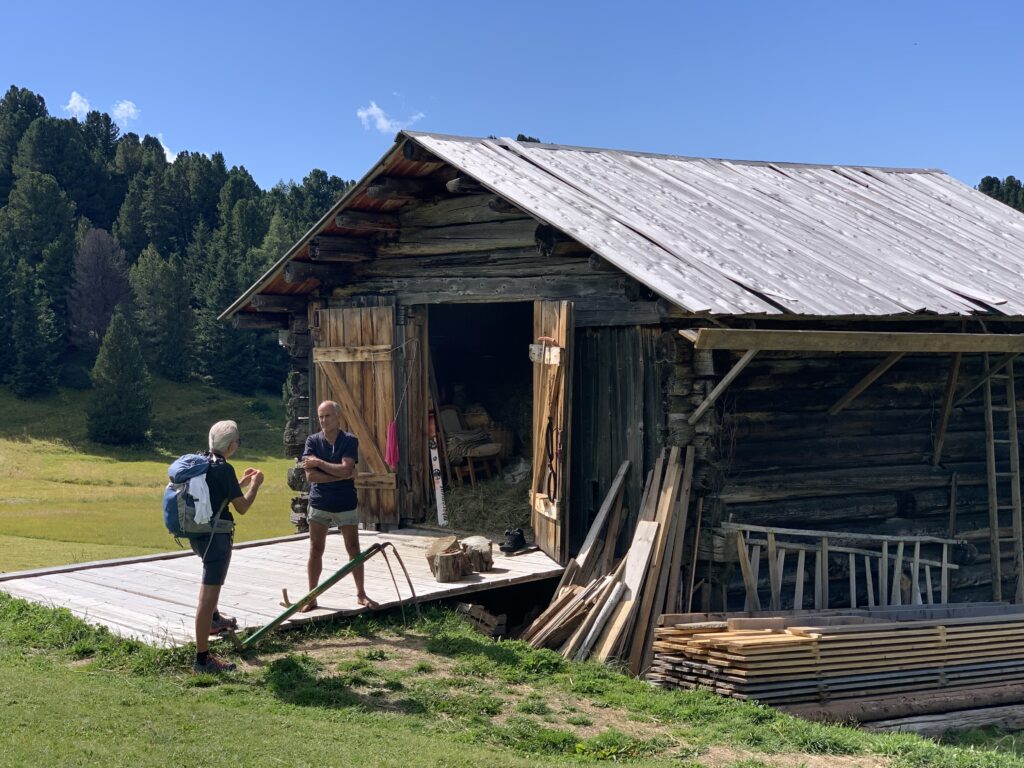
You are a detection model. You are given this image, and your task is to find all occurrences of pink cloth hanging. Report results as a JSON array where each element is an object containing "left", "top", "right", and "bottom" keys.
[{"left": 385, "top": 420, "right": 400, "bottom": 469}]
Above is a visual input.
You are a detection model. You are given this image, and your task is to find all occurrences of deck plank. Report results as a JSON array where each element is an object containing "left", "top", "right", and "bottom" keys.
[{"left": 0, "top": 529, "right": 561, "bottom": 646}]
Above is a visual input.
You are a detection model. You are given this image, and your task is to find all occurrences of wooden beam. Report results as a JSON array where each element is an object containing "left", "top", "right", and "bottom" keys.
[
  {"left": 365, "top": 176, "right": 429, "bottom": 201},
  {"left": 334, "top": 211, "right": 400, "bottom": 231},
  {"left": 954, "top": 353, "right": 1021, "bottom": 407},
  {"left": 231, "top": 312, "right": 288, "bottom": 330},
  {"left": 283, "top": 261, "right": 343, "bottom": 284},
  {"left": 827, "top": 352, "right": 905, "bottom": 415},
  {"left": 535, "top": 224, "right": 589, "bottom": 258},
  {"left": 401, "top": 141, "right": 441, "bottom": 164},
  {"left": 331, "top": 275, "right": 624, "bottom": 304},
  {"left": 488, "top": 197, "right": 521, "bottom": 214},
  {"left": 308, "top": 235, "right": 373, "bottom": 262},
  {"left": 933, "top": 352, "right": 963, "bottom": 465},
  {"left": 681, "top": 328, "right": 1024, "bottom": 354},
  {"left": 688, "top": 349, "right": 759, "bottom": 425},
  {"left": 445, "top": 175, "right": 486, "bottom": 195},
  {"left": 313, "top": 345, "right": 392, "bottom": 363},
  {"left": 250, "top": 294, "right": 307, "bottom": 313}
]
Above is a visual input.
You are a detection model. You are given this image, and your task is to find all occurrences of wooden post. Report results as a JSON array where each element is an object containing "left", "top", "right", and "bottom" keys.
[
  {"left": 924, "top": 565, "right": 934, "bottom": 605},
  {"left": 794, "top": 548, "right": 806, "bottom": 610},
  {"left": 880, "top": 540, "right": 889, "bottom": 608},
  {"left": 933, "top": 352, "right": 962, "bottom": 465},
  {"left": 767, "top": 531, "right": 780, "bottom": 611},
  {"left": 891, "top": 541, "right": 905, "bottom": 606},
  {"left": 864, "top": 555, "right": 875, "bottom": 608},
  {"left": 821, "top": 536, "right": 829, "bottom": 608},
  {"left": 735, "top": 533, "right": 761, "bottom": 612},
  {"left": 911, "top": 541, "right": 922, "bottom": 605},
  {"left": 848, "top": 552, "right": 857, "bottom": 609},
  {"left": 941, "top": 543, "right": 950, "bottom": 604},
  {"left": 688, "top": 349, "right": 758, "bottom": 425}
]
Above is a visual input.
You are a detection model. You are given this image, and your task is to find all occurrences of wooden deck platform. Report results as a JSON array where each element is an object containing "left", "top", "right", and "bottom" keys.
[{"left": 0, "top": 529, "right": 562, "bottom": 647}]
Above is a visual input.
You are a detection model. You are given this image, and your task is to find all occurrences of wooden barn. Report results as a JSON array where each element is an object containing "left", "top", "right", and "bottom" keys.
[{"left": 221, "top": 131, "right": 1024, "bottom": 616}]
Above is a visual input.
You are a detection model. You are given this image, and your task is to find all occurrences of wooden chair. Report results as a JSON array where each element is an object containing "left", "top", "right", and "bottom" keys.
[{"left": 439, "top": 406, "right": 503, "bottom": 489}]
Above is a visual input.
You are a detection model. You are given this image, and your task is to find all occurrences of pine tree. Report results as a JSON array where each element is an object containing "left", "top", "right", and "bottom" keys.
[
  {"left": 0, "top": 86, "right": 47, "bottom": 205},
  {"left": 193, "top": 251, "right": 255, "bottom": 392},
  {"left": 0, "top": 171, "right": 76, "bottom": 344},
  {"left": 130, "top": 246, "right": 191, "bottom": 381},
  {"left": 9, "top": 260, "right": 60, "bottom": 397},
  {"left": 87, "top": 312, "right": 151, "bottom": 444},
  {"left": 112, "top": 176, "right": 147, "bottom": 262},
  {"left": 68, "top": 228, "right": 132, "bottom": 357}
]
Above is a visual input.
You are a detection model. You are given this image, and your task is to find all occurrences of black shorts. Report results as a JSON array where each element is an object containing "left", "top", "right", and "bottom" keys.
[{"left": 189, "top": 532, "right": 233, "bottom": 586}]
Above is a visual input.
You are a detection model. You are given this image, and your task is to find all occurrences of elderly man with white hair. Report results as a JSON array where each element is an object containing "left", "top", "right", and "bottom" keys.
[{"left": 191, "top": 419, "right": 264, "bottom": 674}]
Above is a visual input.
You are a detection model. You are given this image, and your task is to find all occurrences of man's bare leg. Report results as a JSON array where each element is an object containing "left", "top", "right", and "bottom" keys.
[
  {"left": 341, "top": 524, "right": 377, "bottom": 608},
  {"left": 195, "top": 584, "right": 222, "bottom": 653},
  {"left": 301, "top": 520, "right": 329, "bottom": 612}
]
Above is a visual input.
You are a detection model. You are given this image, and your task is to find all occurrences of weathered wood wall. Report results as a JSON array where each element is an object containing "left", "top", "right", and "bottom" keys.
[
  {"left": 569, "top": 326, "right": 667, "bottom": 558},
  {"left": 673, "top": 343, "right": 1019, "bottom": 607}
]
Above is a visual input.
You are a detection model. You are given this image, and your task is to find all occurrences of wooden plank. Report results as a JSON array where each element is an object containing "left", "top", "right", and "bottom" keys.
[
  {"left": 794, "top": 549, "right": 805, "bottom": 610},
  {"left": 828, "top": 352, "right": 905, "bottom": 416},
  {"left": 891, "top": 541, "right": 905, "bottom": 606},
  {"left": 880, "top": 541, "right": 889, "bottom": 608},
  {"left": 736, "top": 533, "right": 762, "bottom": 612},
  {"left": 688, "top": 349, "right": 758, "bottom": 425},
  {"left": 932, "top": 352, "right": 962, "bottom": 465},
  {"left": 664, "top": 447, "right": 695, "bottom": 614},
  {"left": 848, "top": 552, "right": 857, "bottom": 609},
  {"left": 313, "top": 345, "right": 392, "bottom": 363},
  {"left": 575, "top": 460, "right": 630, "bottom": 580},
  {"left": 684, "top": 328, "right": 1024, "bottom": 354},
  {"left": 767, "top": 532, "right": 780, "bottom": 611},
  {"left": 911, "top": 542, "right": 922, "bottom": 605},
  {"left": 821, "top": 536, "right": 829, "bottom": 608},
  {"left": 865, "top": 555, "right": 875, "bottom": 609}
]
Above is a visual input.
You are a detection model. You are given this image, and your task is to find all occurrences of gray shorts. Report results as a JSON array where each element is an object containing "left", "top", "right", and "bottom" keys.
[{"left": 307, "top": 505, "right": 359, "bottom": 529}]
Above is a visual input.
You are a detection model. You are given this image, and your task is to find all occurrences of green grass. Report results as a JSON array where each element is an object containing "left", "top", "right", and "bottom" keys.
[
  {"left": 1, "top": 596, "right": 1022, "bottom": 768},
  {"left": 0, "top": 378, "right": 294, "bottom": 573}
]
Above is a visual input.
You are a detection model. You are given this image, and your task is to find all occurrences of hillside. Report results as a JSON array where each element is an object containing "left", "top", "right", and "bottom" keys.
[{"left": 0, "top": 378, "right": 294, "bottom": 572}]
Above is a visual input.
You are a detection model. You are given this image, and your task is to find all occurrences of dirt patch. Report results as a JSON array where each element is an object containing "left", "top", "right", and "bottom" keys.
[{"left": 696, "top": 746, "right": 888, "bottom": 768}]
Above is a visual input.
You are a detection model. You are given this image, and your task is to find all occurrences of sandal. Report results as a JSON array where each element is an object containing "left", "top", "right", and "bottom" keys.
[{"left": 210, "top": 614, "right": 239, "bottom": 635}]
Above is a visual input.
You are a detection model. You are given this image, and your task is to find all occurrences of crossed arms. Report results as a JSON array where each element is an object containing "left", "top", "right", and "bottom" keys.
[{"left": 303, "top": 455, "right": 355, "bottom": 484}]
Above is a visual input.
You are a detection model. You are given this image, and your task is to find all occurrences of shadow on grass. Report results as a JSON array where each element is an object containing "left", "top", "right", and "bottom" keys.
[{"left": 264, "top": 654, "right": 423, "bottom": 714}]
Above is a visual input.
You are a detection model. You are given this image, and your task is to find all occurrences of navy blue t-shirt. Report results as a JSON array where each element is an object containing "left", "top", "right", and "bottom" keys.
[{"left": 303, "top": 431, "right": 359, "bottom": 512}]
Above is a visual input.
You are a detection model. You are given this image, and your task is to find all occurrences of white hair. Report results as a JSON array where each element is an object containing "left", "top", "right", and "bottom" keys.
[{"left": 208, "top": 420, "right": 240, "bottom": 454}]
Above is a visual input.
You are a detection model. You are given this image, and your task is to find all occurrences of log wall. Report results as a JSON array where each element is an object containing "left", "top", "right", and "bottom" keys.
[{"left": 679, "top": 344, "right": 1020, "bottom": 607}]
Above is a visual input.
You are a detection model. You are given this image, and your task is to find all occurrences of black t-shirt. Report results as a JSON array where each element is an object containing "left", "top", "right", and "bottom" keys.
[
  {"left": 303, "top": 431, "right": 358, "bottom": 512},
  {"left": 205, "top": 454, "right": 243, "bottom": 524}
]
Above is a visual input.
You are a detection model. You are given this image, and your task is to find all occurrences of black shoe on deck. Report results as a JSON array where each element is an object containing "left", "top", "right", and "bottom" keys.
[{"left": 500, "top": 528, "right": 526, "bottom": 553}]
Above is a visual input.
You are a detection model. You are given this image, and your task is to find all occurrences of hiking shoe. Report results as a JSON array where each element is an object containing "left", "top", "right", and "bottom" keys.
[
  {"left": 192, "top": 654, "right": 236, "bottom": 674},
  {"left": 500, "top": 528, "right": 526, "bottom": 553},
  {"left": 209, "top": 614, "right": 238, "bottom": 635}
]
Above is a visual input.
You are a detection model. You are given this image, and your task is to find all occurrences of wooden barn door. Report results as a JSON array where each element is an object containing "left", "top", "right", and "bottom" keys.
[
  {"left": 312, "top": 306, "right": 398, "bottom": 527},
  {"left": 531, "top": 300, "right": 574, "bottom": 563}
]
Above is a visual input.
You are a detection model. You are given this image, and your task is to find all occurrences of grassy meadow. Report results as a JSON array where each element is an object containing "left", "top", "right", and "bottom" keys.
[
  {"left": 0, "top": 377, "right": 294, "bottom": 572},
  {"left": 3, "top": 596, "right": 1023, "bottom": 768}
]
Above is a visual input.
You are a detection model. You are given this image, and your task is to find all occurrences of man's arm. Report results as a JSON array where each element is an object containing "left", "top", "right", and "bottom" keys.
[
  {"left": 230, "top": 469, "right": 264, "bottom": 515},
  {"left": 303, "top": 456, "right": 355, "bottom": 479}
]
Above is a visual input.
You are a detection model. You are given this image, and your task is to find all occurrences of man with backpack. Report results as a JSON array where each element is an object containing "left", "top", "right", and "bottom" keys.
[{"left": 189, "top": 420, "right": 263, "bottom": 673}]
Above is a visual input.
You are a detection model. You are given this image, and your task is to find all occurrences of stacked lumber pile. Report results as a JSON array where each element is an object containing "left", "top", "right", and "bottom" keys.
[
  {"left": 647, "top": 605, "right": 1024, "bottom": 722},
  {"left": 522, "top": 446, "right": 700, "bottom": 673},
  {"left": 454, "top": 602, "right": 507, "bottom": 638}
]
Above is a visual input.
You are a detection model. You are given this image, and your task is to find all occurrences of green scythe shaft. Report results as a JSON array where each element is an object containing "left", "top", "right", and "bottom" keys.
[{"left": 242, "top": 542, "right": 396, "bottom": 647}]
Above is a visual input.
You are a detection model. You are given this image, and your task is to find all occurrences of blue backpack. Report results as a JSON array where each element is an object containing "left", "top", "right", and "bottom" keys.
[{"left": 163, "top": 454, "right": 233, "bottom": 538}]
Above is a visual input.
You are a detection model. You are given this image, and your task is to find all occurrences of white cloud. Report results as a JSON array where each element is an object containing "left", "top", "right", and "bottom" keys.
[
  {"left": 157, "top": 133, "right": 177, "bottom": 163},
  {"left": 112, "top": 99, "right": 140, "bottom": 127},
  {"left": 63, "top": 91, "right": 91, "bottom": 119},
  {"left": 356, "top": 101, "right": 425, "bottom": 133}
]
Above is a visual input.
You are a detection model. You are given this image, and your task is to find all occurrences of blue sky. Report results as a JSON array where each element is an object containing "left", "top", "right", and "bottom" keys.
[{"left": 3, "top": 1, "right": 1021, "bottom": 189}]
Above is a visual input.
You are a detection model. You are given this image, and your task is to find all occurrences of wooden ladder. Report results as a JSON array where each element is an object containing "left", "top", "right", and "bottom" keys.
[{"left": 983, "top": 354, "right": 1024, "bottom": 603}]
